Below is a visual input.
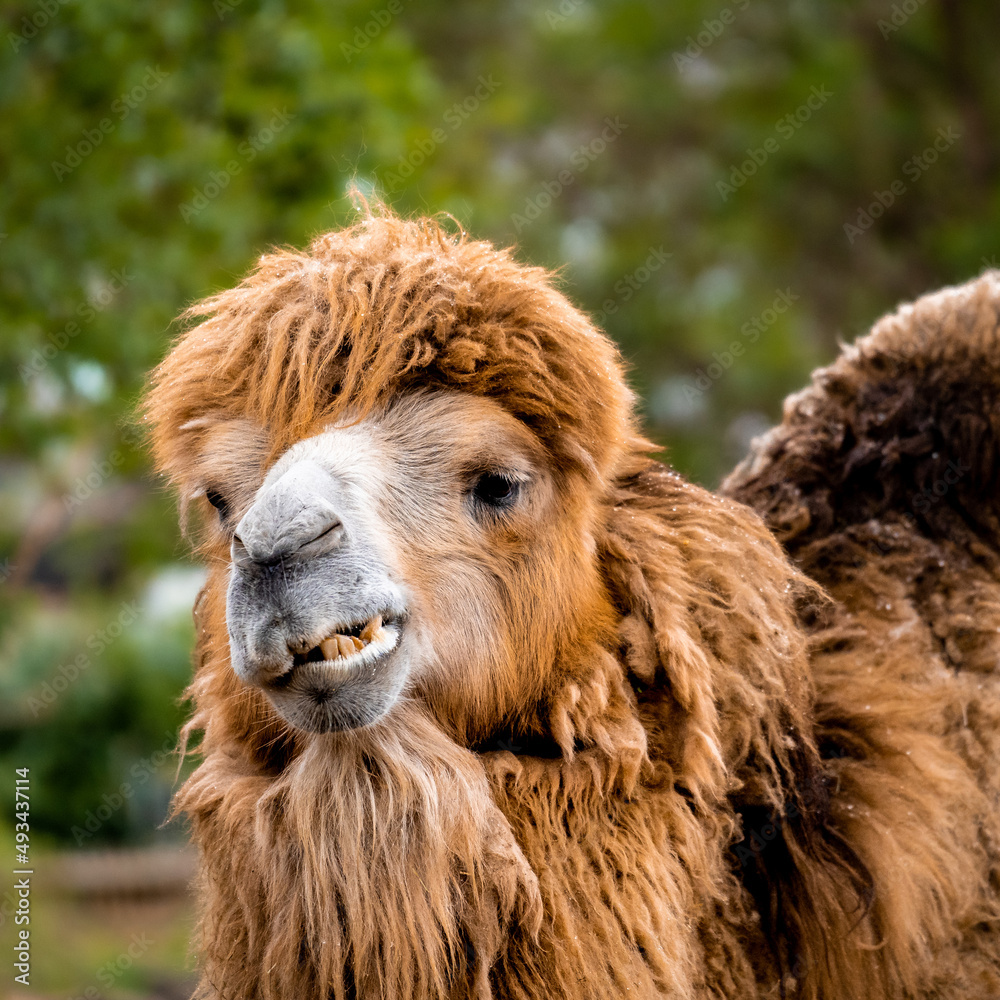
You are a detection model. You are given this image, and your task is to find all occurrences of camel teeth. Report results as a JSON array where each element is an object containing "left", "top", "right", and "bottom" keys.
[
  {"left": 361, "top": 616, "right": 382, "bottom": 642},
  {"left": 312, "top": 618, "right": 390, "bottom": 662}
]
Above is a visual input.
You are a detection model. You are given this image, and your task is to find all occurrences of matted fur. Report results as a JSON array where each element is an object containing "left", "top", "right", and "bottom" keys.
[
  {"left": 723, "top": 271, "right": 1000, "bottom": 998},
  {"left": 144, "top": 207, "right": 1000, "bottom": 999}
]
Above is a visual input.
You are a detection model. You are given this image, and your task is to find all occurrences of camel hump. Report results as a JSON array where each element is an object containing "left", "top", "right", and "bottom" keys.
[{"left": 721, "top": 270, "right": 1000, "bottom": 554}]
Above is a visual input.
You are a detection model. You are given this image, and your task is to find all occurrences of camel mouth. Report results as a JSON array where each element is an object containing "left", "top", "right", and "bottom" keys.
[
  {"left": 286, "top": 614, "right": 402, "bottom": 673},
  {"left": 262, "top": 609, "right": 408, "bottom": 732}
]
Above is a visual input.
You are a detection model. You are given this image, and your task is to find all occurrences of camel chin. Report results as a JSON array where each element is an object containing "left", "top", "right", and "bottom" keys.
[{"left": 258, "top": 629, "right": 407, "bottom": 733}]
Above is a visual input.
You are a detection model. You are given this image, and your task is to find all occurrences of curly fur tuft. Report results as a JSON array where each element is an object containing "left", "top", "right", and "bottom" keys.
[{"left": 146, "top": 207, "right": 636, "bottom": 498}]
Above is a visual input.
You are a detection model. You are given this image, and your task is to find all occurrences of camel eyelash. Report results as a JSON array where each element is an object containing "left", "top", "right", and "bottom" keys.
[
  {"left": 205, "top": 488, "right": 231, "bottom": 521},
  {"left": 469, "top": 471, "right": 523, "bottom": 512}
]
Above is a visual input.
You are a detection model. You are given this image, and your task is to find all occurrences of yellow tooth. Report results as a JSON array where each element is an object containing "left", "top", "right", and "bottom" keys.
[
  {"left": 351, "top": 636, "right": 364, "bottom": 651},
  {"left": 319, "top": 638, "right": 339, "bottom": 660},
  {"left": 361, "top": 616, "right": 382, "bottom": 642},
  {"left": 337, "top": 635, "right": 355, "bottom": 658}
]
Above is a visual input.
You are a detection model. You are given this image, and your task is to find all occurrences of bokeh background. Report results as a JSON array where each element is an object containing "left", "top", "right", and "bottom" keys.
[{"left": 2, "top": 0, "right": 999, "bottom": 994}]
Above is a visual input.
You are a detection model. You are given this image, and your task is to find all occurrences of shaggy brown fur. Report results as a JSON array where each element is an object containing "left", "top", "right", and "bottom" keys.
[
  {"left": 144, "top": 208, "right": 1000, "bottom": 999},
  {"left": 721, "top": 271, "right": 1000, "bottom": 998}
]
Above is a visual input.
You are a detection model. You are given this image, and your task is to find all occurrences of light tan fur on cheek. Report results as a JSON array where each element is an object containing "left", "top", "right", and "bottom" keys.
[
  {"left": 406, "top": 474, "right": 618, "bottom": 745},
  {"left": 360, "top": 394, "right": 606, "bottom": 742}
]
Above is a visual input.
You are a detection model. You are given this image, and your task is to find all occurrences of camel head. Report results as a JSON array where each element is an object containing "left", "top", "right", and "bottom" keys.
[{"left": 145, "top": 210, "right": 642, "bottom": 746}]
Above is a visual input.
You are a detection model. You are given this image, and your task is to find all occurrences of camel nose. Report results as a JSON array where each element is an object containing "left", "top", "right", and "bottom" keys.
[{"left": 232, "top": 460, "right": 345, "bottom": 567}]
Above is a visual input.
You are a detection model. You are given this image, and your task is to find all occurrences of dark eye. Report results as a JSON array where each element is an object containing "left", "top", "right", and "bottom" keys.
[
  {"left": 205, "top": 489, "right": 230, "bottom": 521},
  {"left": 472, "top": 472, "right": 520, "bottom": 510}
]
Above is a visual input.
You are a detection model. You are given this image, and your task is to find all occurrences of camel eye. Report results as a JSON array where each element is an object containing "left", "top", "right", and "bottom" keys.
[
  {"left": 206, "top": 488, "right": 230, "bottom": 521},
  {"left": 471, "top": 472, "right": 520, "bottom": 511}
]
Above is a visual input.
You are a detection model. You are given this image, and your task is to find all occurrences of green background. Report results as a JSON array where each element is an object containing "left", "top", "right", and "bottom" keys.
[{"left": 1, "top": 0, "right": 998, "bottom": 990}]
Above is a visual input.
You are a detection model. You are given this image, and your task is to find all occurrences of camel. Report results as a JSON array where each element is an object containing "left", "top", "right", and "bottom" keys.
[{"left": 144, "top": 208, "right": 1000, "bottom": 999}]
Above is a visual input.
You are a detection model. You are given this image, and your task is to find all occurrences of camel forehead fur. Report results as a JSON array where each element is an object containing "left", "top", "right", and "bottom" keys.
[{"left": 144, "top": 212, "right": 640, "bottom": 513}]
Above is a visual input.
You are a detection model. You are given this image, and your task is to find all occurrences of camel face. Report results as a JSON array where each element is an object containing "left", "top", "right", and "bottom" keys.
[{"left": 220, "top": 387, "right": 574, "bottom": 734}]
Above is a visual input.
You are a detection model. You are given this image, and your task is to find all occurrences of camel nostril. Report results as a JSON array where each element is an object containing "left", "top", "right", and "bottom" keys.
[
  {"left": 308, "top": 519, "right": 344, "bottom": 547},
  {"left": 231, "top": 533, "right": 251, "bottom": 566},
  {"left": 230, "top": 464, "right": 347, "bottom": 565}
]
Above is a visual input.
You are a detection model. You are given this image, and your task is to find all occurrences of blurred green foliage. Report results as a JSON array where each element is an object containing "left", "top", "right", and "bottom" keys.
[{"left": 1, "top": 0, "right": 999, "bottom": 849}]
